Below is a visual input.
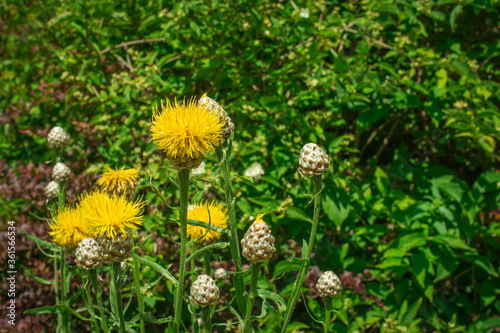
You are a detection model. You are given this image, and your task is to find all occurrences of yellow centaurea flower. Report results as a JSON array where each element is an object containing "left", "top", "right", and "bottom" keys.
[
  {"left": 150, "top": 96, "right": 223, "bottom": 168},
  {"left": 79, "top": 190, "right": 145, "bottom": 239},
  {"left": 186, "top": 202, "right": 228, "bottom": 247},
  {"left": 97, "top": 165, "right": 139, "bottom": 200},
  {"left": 48, "top": 206, "right": 90, "bottom": 248}
]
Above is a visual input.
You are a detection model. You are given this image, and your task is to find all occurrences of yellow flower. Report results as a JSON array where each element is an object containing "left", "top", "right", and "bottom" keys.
[
  {"left": 79, "top": 190, "right": 145, "bottom": 239},
  {"left": 186, "top": 202, "right": 228, "bottom": 246},
  {"left": 49, "top": 206, "right": 89, "bottom": 248},
  {"left": 97, "top": 165, "right": 139, "bottom": 200},
  {"left": 150, "top": 96, "right": 223, "bottom": 160}
]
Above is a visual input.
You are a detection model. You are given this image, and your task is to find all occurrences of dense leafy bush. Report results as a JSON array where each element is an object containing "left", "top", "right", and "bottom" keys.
[{"left": 1, "top": 0, "right": 499, "bottom": 331}]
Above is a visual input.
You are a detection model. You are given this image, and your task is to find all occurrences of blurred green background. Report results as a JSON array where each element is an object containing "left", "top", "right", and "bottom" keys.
[{"left": 1, "top": 0, "right": 500, "bottom": 332}]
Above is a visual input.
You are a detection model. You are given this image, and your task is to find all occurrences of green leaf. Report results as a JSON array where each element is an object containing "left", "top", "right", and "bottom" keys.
[
  {"left": 410, "top": 254, "right": 428, "bottom": 289},
  {"left": 463, "top": 253, "right": 499, "bottom": 277},
  {"left": 451, "top": 59, "right": 469, "bottom": 77},
  {"left": 272, "top": 260, "right": 301, "bottom": 279},
  {"left": 256, "top": 289, "right": 286, "bottom": 311},
  {"left": 450, "top": 4, "right": 463, "bottom": 31},
  {"left": 323, "top": 189, "right": 350, "bottom": 227},
  {"left": 24, "top": 305, "right": 61, "bottom": 315},
  {"left": 286, "top": 207, "right": 312, "bottom": 223},
  {"left": 186, "top": 242, "right": 230, "bottom": 263},
  {"left": 131, "top": 252, "right": 178, "bottom": 285},
  {"left": 334, "top": 50, "right": 348, "bottom": 73},
  {"left": 401, "top": 298, "right": 422, "bottom": 327},
  {"left": 429, "top": 235, "right": 473, "bottom": 251}
]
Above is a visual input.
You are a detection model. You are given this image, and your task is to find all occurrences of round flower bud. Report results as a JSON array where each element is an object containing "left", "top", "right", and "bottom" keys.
[
  {"left": 316, "top": 271, "right": 342, "bottom": 298},
  {"left": 298, "top": 143, "right": 330, "bottom": 177},
  {"left": 47, "top": 126, "right": 69, "bottom": 149},
  {"left": 45, "top": 181, "right": 59, "bottom": 199},
  {"left": 168, "top": 155, "right": 204, "bottom": 171},
  {"left": 241, "top": 214, "right": 276, "bottom": 264},
  {"left": 52, "top": 162, "right": 71, "bottom": 182},
  {"left": 214, "top": 267, "right": 227, "bottom": 280},
  {"left": 75, "top": 238, "right": 104, "bottom": 270},
  {"left": 199, "top": 94, "right": 234, "bottom": 138},
  {"left": 189, "top": 274, "right": 220, "bottom": 307},
  {"left": 96, "top": 231, "right": 133, "bottom": 263}
]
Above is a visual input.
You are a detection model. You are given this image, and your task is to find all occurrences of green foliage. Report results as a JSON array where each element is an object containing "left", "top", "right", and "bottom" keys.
[{"left": 1, "top": 0, "right": 500, "bottom": 331}]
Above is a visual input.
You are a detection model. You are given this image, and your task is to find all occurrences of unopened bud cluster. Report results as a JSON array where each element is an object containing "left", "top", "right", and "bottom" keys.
[
  {"left": 214, "top": 268, "right": 227, "bottom": 280},
  {"left": 45, "top": 181, "right": 59, "bottom": 199},
  {"left": 52, "top": 162, "right": 71, "bottom": 182},
  {"left": 75, "top": 238, "right": 104, "bottom": 270},
  {"left": 47, "top": 126, "right": 69, "bottom": 149},
  {"left": 316, "top": 271, "right": 342, "bottom": 298},
  {"left": 199, "top": 95, "right": 234, "bottom": 138},
  {"left": 299, "top": 143, "right": 330, "bottom": 177},
  {"left": 241, "top": 215, "right": 276, "bottom": 264},
  {"left": 96, "top": 231, "right": 133, "bottom": 263},
  {"left": 189, "top": 274, "right": 220, "bottom": 307}
]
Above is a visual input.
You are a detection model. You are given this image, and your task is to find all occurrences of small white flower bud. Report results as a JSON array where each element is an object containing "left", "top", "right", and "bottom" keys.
[
  {"left": 47, "top": 126, "right": 69, "bottom": 149},
  {"left": 299, "top": 143, "right": 330, "bottom": 177},
  {"left": 189, "top": 274, "right": 220, "bottom": 307},
  {"left": 75, "top": 238, "right": 104, "bottom": 270},
  {"left": 316, "top": 271, "right": 342, "bottom": 298},
  {"left": 214, "top": 268, "right": 227, "bottom": 280},
  {"left": 199, "top": 94, "right": 234, "bottom": 138},
  {"left": 241, "top": 214, "right": 276, "bottom": 264},
  {"left": 52, "top": 162, "right": 71, "bottom": 182},
  {"left": 45, "top": 181, "right": 59, "bottom": 199}
]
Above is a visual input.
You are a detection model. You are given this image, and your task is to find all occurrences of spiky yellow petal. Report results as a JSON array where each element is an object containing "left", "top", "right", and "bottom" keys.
[
  {"left": 48, "top": 206, "right": 90, "bottom": 248},
  {"left": 97, "top": 165, "right": 139, "bottom": 199},
  {"left": 186, "top": 202, "right": 228, "bottom": 246},
  {"left": 79, "top": 190, "right": 145, "bottom": 239},
  {"left": 150, "top": 96, "right": 223, "bottom": 160}
]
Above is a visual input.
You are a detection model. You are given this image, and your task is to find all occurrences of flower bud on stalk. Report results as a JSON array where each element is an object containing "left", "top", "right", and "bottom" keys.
[
  {"left": 75, "top": 238, "right": 104, "bottom": 270},
  {"left": 199, "top": 94, "right": 235, "bottom": 138},
  {"left": 214, "top": 268, "right": 227, "bottom": 280},
  {"left": 298, "top": 143, "right": 330, "bottom": 177},
  {"left": 45, "top": 181, "right": 59, "bottom": 199},
  {"left": 52, "top": 162, "right": 71, "bottom": 182},
  {"left": 241, "top": 214, "right": 276, "bottom": 264},
  {"left": 47, "top": 126, "right": 69, "bottom": 149},
  {"left": 316, "top": 271, "right": 342, "bottom": 298},
  {"left": 96, "top": 231, "right": 133, "bottom": 263},
  {"left": 189, "top": 274, "right": 221, "bottom": 307}
]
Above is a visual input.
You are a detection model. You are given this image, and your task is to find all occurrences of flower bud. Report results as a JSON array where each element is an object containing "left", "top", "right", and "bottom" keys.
[
  {"left": 45, "top": 181, "right": 59, "bottom": 199},
  {"left": 214, "top": 267, "right": 227, "bottom": 280},
  {"left": 75, "top": 238, "right": 104, "bottom": 270},
  {"left": 189, "top": 274, "right": 220, "bottom": 307},
  {"left": 52, "top": 162, "right": 71, "bottom": 182},
  {"left": 199, "top": 94, "right": 234, "bottom": 138},
  {"left": 298, "top": 143, "right": 330, "bottom": 177},
  {"left": 96, "top": 231, "right": 133, "bottom": 263},
  {"left": 316, "top": 271, "right": 342, "bottom": 298},
  {"left": 47, "top": 126, "right": 69, "bottom": 149},
  {"left": 241, "top": 214, "right": 276, "bottom": 264}
]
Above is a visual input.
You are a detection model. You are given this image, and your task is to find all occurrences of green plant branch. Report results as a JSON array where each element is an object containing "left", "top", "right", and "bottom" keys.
[
  {"left": 89, "top": 269, "right": 109, "bottom": 333},
  {"left": 242, "top": 263, "right": 261, "bottom": 333},
  {"left": 111, "top": 262, "right": 126, "bottom": 333}
]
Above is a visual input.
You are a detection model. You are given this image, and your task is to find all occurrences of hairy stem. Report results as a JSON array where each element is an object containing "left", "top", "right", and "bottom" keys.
[
  {"left": 215, "top": 145, "right": 246, "bottom": 316},
  {"left": 89, "top": 269, "right": 109, "bottom": 333},
  {"left": 202, "top": 306, "right": 212, "bottom": 333},
  {"left": 282, "top": 174, "right": 323, "bottom": 332},
  {"left": 324, "top": 297, "right": 333, "bottom": 333},
  {"left": 174, "top": 168, "right": 190, "bottom": 331},
  {"left": 203, "top": 250, "right": 211, "bottom": 276},
  {"left": 242, "top": 263, "right": 261, "bottom": 333},
  {"left": 112, "top": 262, "right": 126, "bottom": 333},
  {"left": 132, "top": 260, "right": 145, "bottom": 333}
]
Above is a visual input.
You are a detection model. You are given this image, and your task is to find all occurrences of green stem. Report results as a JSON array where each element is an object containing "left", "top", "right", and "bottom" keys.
[
  {"left": 60, "top": 247, "right": 69, "bottom": 333},
  {"left": 54, "top": 250, "right": 62, "bottom": 332},
  {"left": 324, "top": 297, "right": 333, "bottom": 333},
  {"left": 215, "top": 146, "right": 246, "bottom": 317},
  {"left": 202, "top": 306, "right": 212, "bottom": 333},
  {"left": 282, "top": 174, "right": 323, "bottom": 332},
  {"left": 89, "top": 269, "right": 109, "bottom": 333},
  {"left": 133, "top": 260, "right": 145, "bottom": 333},
  {"left": 83, "top": 277, "right": 100, "bottom": 332},
  {"left": 112, "top": 262, "right": 126, "bottom": 333},
  {"left": 203, "top": 250, "right": 211, "bottom": 276},
  {"left": 242, "top": 263, "right": 261, "bottom": 333},
  {"left": 190, "top": 244, "right": 196, "bottom": 332},
  {"left": 174, "top": 168, "right": 190, "bottom": 332}
]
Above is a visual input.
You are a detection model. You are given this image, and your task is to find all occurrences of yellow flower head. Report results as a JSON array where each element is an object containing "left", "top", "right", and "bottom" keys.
[
  {"left": 186, "top": 201, "right": 228, "bottom": 246},
  {"left": 150, "top": 96, "right": 223, "bottom": 160},
  {"left": 79, "top": 190, "right": 145, "bottom": 239},
  {"left": 97, "top": 165, "right": 139, "bottom": 198},
  {"left": 49, "top": 206, "right": 89, "bottom": 248}
]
